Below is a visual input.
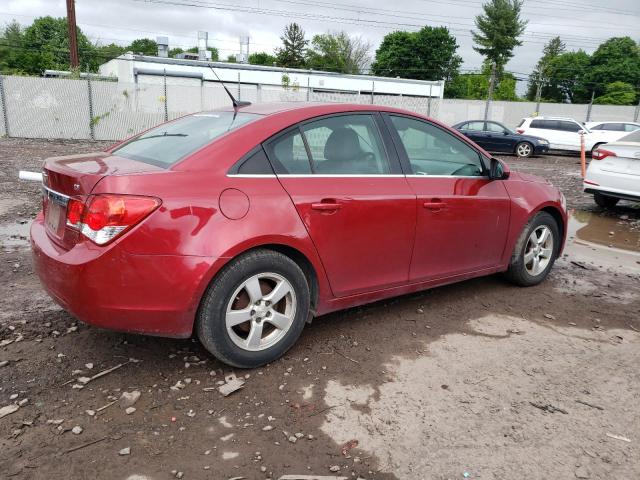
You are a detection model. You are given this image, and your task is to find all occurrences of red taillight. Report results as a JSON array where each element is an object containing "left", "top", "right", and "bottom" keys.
[
  {"left": 516, "top": 128, "right": 525, "bottom": 134},
  {"left": 67, "top": 194, "right": 160, "bottom": 245},
  {"left": 66, "top": 199, "right": 84, "bottom": 227},
  {"left": 592, "top": 148, "right": 616, "bottom": 160}
]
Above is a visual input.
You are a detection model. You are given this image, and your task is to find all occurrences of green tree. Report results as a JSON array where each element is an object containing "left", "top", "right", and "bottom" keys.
[
  {"left": 127, "top": 38, "right": 157, "bottom": 56},
  {"left": 248, "top": 51, "right": 277, "bottom": 66},
  {"left": 306, "top": 31, "right": 370, "bottom": 74},
  {"left": 526, "top": 36, "right": 565, "bottom": 102},
  {"left": 95, "top": 42, "right": 125, "bottom": 63},
  {"left": 547, "top": 50, "right": 591, "bottom": 103},
  {"left": 371, "top": 26, "right": 461, "bottom": 81},
  {"left": 445, "top": 63, "right": 517, "bottom": 100},
  {"left": 0, "top": 20, "right": 26, "bottom": 74},
  {"left": 594, "top": 81, "right": 636, "bottom": 105},
  {"left": 15, "top": 16, "right": 99, "bottom": 74},
  {"left": 584, "top": 37, "right": 640, "bottom": 98},
  {"left": 169, "top": 47, "right": 184, "bottom": 57},
  {"left": 275, "top": 23, "right": 308, "bottom": 68},
  {"left": 472, "top": 0, "right": 527, "bottom": 70},
  {"left": 185, "top": 46, "right": 219, "bottom": 61},
  {"left": 226, "top": 54, "right": 237, "bottom": 63}
]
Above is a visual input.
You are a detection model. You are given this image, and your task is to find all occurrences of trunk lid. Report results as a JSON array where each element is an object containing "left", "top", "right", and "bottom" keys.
[
  {"left": 598, "top": 143, "right": 640, "bottom": 176},
  {"left": 42, "top": 152, "right": 164, "bottom": 248}
]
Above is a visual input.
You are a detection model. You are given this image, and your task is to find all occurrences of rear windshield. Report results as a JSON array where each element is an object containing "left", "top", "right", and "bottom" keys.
[
  {"left": 113, "top": 112, "right": 259, "bottom": 167},
  {"left": 619, "top": 130, "right": 640, "bottom": 143}
]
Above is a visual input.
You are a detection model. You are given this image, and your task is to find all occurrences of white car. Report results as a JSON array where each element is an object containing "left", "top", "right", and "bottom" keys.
[
  {"left": 585, "top": 121, "right": 640, "bottom": 152},
  {"left": 516, "top": 117, "right": 597, "bottom": 153},
  {"left": 584, "top": 129, "right": 640, "bottom": 207}
]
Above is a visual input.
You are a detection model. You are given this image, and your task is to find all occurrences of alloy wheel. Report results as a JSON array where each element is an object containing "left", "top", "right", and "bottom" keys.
[
  {"left": 225, "top": 272, "right": 297, "bottom": 352},
  {"left": 524, "top": 225, "right": 554, "bottom": 276},
  {"left": 517, "top": 143, "right": 532, "bottom": 157}
]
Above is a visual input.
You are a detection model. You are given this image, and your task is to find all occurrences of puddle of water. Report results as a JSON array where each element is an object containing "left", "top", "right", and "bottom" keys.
[
  {"left": 0, "top": 220, "right": 31, "bottom": 249},
  {"left": 564, "top": 210, "right": 640, "bottom": 272}
]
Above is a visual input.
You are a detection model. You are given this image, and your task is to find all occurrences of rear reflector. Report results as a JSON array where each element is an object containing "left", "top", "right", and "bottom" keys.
[
  {"left": 66, "top": 194, "right": 160, "bottom": 245},
  {"left": 583, "top": 180, "right": 599, "bottom": 186},
  {"left": 592, "top": 148, "right": 616, "bottom": 161}
]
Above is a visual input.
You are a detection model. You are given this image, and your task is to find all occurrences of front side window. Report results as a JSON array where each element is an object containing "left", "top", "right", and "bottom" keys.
[
  {"left": 300, "top": 115, "right": 390, "bottom": 174},
  {"left": 390, "top": 116, "right": 484, "bottom": 177},
  {"left": 558, "top": 121, "right": 582, "bottom": 132},
  {"left": 114, "top": 112, "right": 259, "bottom": 168},
  {"left": 465, "top": 121, "right": 486, "bottom": 131}
]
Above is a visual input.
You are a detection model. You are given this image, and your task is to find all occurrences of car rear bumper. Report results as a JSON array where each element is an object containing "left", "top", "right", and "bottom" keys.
[
  {"left": 584, "top": 166, "right": 640, "bottom": 202},
  {"left": 31, "top": 214, "right": 218, "bottom": 338}
]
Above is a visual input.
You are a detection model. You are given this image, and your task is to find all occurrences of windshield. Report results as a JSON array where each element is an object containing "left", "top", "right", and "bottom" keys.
[
  {"left": 113, "top": 112, "right": 260, "bottom": 167},
  {"left": 619, "top": 129, "right": 640, "bottom": 143}
]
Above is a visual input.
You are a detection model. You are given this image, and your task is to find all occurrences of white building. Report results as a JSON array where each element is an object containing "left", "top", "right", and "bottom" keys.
[{"left": 98, "top": 53, "right": 444, "bottom": 100}]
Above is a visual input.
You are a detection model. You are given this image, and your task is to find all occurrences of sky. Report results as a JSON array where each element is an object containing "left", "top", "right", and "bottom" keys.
[{"left": 2, "top": 0, "right": 639, "bottom": 93}]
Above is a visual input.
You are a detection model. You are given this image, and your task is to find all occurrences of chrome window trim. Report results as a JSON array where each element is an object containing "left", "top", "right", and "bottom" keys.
[
  {"left": 42, "top": 185, "right": 70, "bottom": 206},
  {"left": 226, "top": 173, "right": 488, "bottom": 179}
]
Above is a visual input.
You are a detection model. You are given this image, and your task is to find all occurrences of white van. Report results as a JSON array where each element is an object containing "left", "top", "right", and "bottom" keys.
[{"left": 516, "top": 117, "right": 596, "bottom": 153}]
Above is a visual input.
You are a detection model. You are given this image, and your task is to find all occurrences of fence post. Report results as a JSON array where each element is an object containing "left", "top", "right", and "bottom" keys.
[
  {"left": 634, "top": 97, "right": 640, "bottom": 122},
  {"left": 163, "top": 69, "right": 168, "bottom": 122},
  {"left": 238, "top": 72, "right": 241, "bottom": 100},
  {"left": 427, "top": 96, "right": 432, "bottom": 117},
  {"left": 87, "top": 77, "right": 95, "bottom": 140},
  {"left": 370, "top": 81, "right": 375, "bottom": 104},
  {"left": 257, "top": 83, "right": 262, "bottom": 103},
  {"left": 306, "top": 73, "right": 310, "bottom": 101},
  {"left": 0, "top": 75, "right": 10, "bottom": 137},
  {"left": 586, "top": 90, "right": 595, "bottom": 122}
]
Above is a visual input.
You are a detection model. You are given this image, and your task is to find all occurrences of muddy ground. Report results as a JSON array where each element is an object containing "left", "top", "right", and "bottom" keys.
[{"left": 1, "top": 138, "right": 639, "bottom": 480}]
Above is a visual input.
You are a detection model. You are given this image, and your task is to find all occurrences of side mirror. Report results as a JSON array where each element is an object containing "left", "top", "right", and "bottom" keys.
[{"left": 489, "top": 157, "right": 510, "bottom": 180}]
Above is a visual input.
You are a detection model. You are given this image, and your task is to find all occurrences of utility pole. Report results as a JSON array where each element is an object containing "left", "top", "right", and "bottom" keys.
[
  {"left": 534, "top": 76, "right": 542, "bottom": 115},
  {"left": 66, "top": 0, "right": 79, "bottom": 68},
  {"left": 484, "top": 61, "right": 496, "bottom": 121},
  {"left": 586, "top": 90, "right": 595, "bottom": 122},
  {"left": 634, "top": 95, "right": 640, "bottom": 122}
]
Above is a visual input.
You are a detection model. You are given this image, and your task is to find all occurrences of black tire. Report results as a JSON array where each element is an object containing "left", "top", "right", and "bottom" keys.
[
  {"left": 515, "top": 141, "right": 533, "bottom": 158},
  {"left": 504, "top": 211, "right": 560, "bottom": 287},
  {"left": 594, "top": 192, "right": 619, "bottom": 209},
  {"left": 196, "top": 249, "right": 310, "bottom": 368}
]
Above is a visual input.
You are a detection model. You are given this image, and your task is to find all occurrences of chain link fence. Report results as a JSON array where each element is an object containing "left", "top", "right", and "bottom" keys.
[{"left": 0, "top": 74, "right": 636, "bottom": 141}]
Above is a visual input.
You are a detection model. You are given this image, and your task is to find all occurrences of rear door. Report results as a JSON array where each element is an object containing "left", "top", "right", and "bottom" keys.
[
  {"left": 264, "top": 113, "right": 416, "bottom": 297},
  {"left": 383, "top": 114, "right": 511, "bottom": 281}
]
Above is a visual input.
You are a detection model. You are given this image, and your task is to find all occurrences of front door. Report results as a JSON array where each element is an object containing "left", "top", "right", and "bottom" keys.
[
  {"left": 264, "top": 113, "right": 416, "bottom": 297},
  {"left": 383, "top": 114, "right": 511, "bottom": 282}
]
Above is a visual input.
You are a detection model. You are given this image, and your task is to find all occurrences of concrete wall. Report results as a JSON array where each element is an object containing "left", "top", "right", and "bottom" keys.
[{"left": 0, "top": 75, "right": 636, "bottom": 141}]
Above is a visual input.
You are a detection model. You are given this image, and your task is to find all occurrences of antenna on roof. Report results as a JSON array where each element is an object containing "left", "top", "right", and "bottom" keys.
[{"left": 207, "top": 64, "right": 251, "bottom": 110}]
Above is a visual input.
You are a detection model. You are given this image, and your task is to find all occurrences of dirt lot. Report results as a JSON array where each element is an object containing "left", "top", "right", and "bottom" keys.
[{"left": 1, "top": 138, "right": 639, "bottom": 480}]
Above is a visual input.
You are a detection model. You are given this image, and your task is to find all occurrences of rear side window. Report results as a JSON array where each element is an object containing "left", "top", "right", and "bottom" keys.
[
  {"left": 389, "top": 115, "right": 484, "bottom": 177},
  {"left": 264, "top": 129, "right": 312, "bottom": 174},
  {"left": 114, "top": 112, "right": 259, "bottom": 168},
  {"left": 234, "top": 148, "right": 273, "bottom": 175},
  {"left": 624, "top": 123, "right": 640, "bottom": 132},
  {"left": 301, "top": 114, "right": 390, "bottom": 175},
  {"left": 486, "top": 122, "right": 506, "bottom": 133}
]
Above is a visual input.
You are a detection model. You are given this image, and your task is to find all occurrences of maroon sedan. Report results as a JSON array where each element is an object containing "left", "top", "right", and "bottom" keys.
[{"left": 31, "top": 103, "right": 567, "bottom": 367}]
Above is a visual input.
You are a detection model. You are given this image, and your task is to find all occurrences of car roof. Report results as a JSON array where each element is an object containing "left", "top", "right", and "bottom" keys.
[
  {"left": 526, "top": 116, "right": 578, "bottom": 121},
  {"left": 214, "top": 102, "right": 420, "bottom": 117}
]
